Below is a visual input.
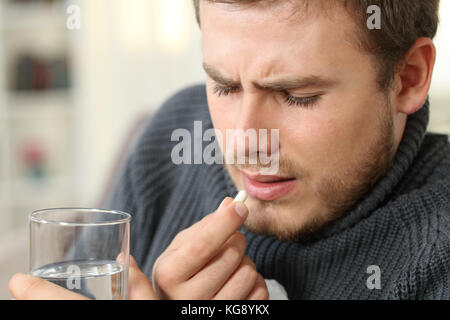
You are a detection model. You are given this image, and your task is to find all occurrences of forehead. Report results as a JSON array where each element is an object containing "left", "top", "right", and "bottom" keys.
[{"left": 200, "top": 1, "right": 364, "bottom": 78}]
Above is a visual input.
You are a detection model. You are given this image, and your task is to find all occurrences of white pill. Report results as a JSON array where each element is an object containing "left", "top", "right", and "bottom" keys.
[{"left": 233, "top": 190, "right": 248, "bottom": 203}]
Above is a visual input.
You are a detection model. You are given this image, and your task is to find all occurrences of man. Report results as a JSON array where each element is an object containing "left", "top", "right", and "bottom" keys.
[{"left": 9, "top": 0, "right": 449, "bottom": 299}]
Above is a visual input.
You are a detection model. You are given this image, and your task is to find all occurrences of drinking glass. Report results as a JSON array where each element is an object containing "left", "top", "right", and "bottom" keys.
[{"left": 29, "top": 208, "right": 131, "bottom": 300}]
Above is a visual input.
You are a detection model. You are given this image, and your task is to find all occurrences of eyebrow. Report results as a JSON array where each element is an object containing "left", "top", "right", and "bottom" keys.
[{"left": 203, "top": 62, "right": 337, "bottom": 91}]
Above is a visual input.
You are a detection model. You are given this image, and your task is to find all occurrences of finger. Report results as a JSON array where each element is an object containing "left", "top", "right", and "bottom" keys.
[
  {"left": 246, "top": 274, "right": 269, "bottom": 300},
  {"left": 127, "top": 256, "right": 158, "bottom": 300},
  {"left": 169, "top": 197, "right": 234, "bottom": 249},
  {"left": 167, "top": 197, "right": 249, "bottom": 281},
  {"left": 9, "top": 273, "right": 90, "bottom": 300},
  {"left": 181, "top": 231, "right": 246, "bottom": 299},
  {"left": 218, "top": 197, "right": 233, "bottom": 211},
  {"left": 212, "top": 256, "right": 260, "bottom": 300}
]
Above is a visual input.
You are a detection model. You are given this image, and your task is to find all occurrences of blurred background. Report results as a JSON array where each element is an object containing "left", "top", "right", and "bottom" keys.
[{"left": 0, "top": 0, "right": 448, "bottom": 299}]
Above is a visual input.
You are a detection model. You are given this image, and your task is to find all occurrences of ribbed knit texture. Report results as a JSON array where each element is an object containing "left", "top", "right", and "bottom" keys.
[{"left": 106, "top": 84, "right": 450, "bottom": 300}]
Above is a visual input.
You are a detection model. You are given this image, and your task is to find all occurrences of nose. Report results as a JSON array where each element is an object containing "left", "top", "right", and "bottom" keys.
[{"left": 230, "top": 92, "right": 278, "bottom": 159}]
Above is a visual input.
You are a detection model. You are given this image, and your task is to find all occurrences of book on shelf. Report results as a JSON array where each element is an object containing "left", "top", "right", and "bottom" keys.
[{"left": 14, "top": 54, "right": 70, "bottom": 91}]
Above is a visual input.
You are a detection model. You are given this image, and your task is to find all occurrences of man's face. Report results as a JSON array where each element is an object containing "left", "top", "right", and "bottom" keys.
[{"left": 201, "top": 1, "right": 399, "bottom": 241}]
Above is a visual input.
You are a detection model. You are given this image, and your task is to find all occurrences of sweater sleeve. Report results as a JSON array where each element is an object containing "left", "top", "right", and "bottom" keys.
[
  {"left": 103, "top": 114, "right": 172, "bottom": 269},
  {"left": 103, "top": 145, "right": 143, "bottom": 259}
]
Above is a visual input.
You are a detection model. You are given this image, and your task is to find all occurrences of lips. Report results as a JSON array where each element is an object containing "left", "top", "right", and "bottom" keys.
[{"left": 241, "top": 170, "right": 297, "bottom": 201}]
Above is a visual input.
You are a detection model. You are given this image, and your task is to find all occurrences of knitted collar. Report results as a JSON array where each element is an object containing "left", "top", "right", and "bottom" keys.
[{"left": 222, "top": 99, "right": 430, "bottom": 240}]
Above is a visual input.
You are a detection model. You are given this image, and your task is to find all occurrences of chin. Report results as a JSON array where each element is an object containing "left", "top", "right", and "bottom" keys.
[{"left": 242, "top": 196, "right": 334, "bottom": 242}]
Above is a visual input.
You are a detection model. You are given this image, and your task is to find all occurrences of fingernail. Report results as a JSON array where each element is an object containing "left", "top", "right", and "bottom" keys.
[
  {"left": 218, "top": 197, "right": 231, "bottom": 210},
  {"left": 234, "top": 203, "right": 249, "bottom": 219}
]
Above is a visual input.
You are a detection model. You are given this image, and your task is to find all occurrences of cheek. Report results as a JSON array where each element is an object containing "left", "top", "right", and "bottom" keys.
[
  {"left": 282, "top": 113, "right": 339, "bottom": 166},
  {"left": 282, "top": 99, "right": 378, "bottom": 172},
  {"left": 206, "top": 90, "right": 238, "bottom": 153},
  {"left": 207, "top": 93, "right": 233, "bottom": 132}
]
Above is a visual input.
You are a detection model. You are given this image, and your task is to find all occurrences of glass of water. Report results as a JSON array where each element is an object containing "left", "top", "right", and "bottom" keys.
[{"left": 29, "top": 208, "right": 131, "bottom": 300}]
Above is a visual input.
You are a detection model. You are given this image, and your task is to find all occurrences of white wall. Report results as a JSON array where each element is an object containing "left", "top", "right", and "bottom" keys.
[
  {"left": 71, "top": 0, "right": 206, "bottom": 206},
  {"left": 429, "top": 0, "right": 450, "bottom": 134},
  {"left": 431, "top": 0, "right": 450, "bottom": 93}
]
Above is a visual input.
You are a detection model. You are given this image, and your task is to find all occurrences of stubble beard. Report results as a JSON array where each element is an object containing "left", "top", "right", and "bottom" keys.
[{"left": 225, "top": 97, "right": 397, "bottom": 242}]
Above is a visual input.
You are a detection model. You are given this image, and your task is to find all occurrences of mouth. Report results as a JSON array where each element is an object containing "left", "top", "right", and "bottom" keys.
[{"left": 240, "top": 170, "right": 297, "bottom": 201}]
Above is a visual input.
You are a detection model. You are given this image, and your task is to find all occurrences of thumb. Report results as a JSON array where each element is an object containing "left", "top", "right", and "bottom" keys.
[{"left": 127, "top": 255, "right": 158, "bottom": 300}]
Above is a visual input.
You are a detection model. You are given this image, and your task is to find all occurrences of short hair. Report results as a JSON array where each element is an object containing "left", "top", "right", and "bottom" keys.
[{"left": 192, "top": 0, "right": 440, "bottom": 90}]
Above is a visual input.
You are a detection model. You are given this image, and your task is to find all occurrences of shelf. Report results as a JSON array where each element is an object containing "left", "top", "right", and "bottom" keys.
[
  {"left": 0, "top": 182, "right": 10, "bottom": 199},
  {"left": 7, "top": 88, "right": 71, "bottom": 101},
  {"left": 0, "top": 183, "right": 12, "bottom": 223},
  {"left": 10, "top": 175, "right": 74, "bottom": 207},
  {"left": 7, "top": 105, "right": 72, "bottom": 120},
  {"left": 0, "top": 1, "right": 67, "bottom": 31},
  {"left": 5, "top": 89, "right": 73, "bottom": 119},
  {"left": 0, "top": 0, "right": 78, "bottom": 248}
]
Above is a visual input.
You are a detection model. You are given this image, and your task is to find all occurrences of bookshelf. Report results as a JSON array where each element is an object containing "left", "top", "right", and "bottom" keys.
[{"left": 0, "top": 0, "right": 76, "bottom": 234}]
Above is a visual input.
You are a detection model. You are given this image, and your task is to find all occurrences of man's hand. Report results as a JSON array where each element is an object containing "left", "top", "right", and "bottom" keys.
[
  {"left": 152, "top": 197, "right": 269, "bottom": 300},
  {"left": 8, "top": 255, "right": 157, "bottom": 300}
]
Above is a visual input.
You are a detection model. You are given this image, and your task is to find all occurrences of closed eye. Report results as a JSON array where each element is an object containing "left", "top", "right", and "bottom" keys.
[
  {"left": 212, "top": 83, "right": 321, "bottom": 109},
  {"left": 283, "top": 93, "right": 321, "bottom": 108},
  {"left": 213, "top": 83, "right": 240, "bottom": 97}
]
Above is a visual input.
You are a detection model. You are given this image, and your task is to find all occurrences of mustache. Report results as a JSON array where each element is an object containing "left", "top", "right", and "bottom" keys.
[{"left": 229, "top": 157, "right": 305, "bottom": 178}]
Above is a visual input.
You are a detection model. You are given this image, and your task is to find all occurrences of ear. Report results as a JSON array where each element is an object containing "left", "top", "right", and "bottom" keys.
[{"left": 392, "top": 37, "right": 436, "bottom": 115}]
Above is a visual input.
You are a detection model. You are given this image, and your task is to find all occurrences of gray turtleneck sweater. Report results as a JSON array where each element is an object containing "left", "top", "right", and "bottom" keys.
[{"left": 106, "top": 84, "right": 450, "bottom": 300}]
